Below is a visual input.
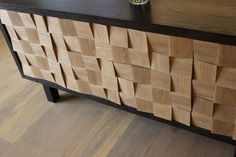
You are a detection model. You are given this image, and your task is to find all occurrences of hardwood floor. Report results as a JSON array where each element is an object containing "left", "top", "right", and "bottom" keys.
[{"left": 0, "top": 32, "right": 235, "bottom": 157}]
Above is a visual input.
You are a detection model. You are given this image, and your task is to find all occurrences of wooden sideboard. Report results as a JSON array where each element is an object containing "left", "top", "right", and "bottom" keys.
[{"left": 0, "top": 0, "right": 236, "bottom": 149}]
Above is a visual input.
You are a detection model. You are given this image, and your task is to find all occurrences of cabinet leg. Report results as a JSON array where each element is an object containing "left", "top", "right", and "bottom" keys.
[
  {"left": 234, "top": 147, "right": 236, "bottom": 157},
  {"left": 43, "top": 85, "right": 59, "bottom": 103}
]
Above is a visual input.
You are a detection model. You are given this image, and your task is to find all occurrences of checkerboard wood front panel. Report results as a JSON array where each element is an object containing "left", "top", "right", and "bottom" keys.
[{"left": 1, "top": 10, "right": 236, "bottom": 139}]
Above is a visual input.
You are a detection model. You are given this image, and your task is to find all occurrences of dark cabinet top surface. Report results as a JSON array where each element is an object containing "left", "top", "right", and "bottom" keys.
[{"left": 0, "top": 0, "right": 236, "bottom": 45}]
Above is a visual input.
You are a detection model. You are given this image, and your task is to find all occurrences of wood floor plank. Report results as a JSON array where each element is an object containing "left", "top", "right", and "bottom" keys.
[
  {"left": 0, "top": 94, "right": 108, "bottom": 157},
  {"left": 0, "top": 91, "right": 51, "bottom": 143},
  {"left": 34, "top": 98, "right": 112, "bottom": 157},
  {"left": 145, "top": 125, "right": 235, "bottom": 157},
  {"left": 69, "top": 109, "right": 134, "bottom": 157},
  {"left": 107, "top": 116, "right": 164, "bottom": 157},
  {"left": 0, "top": 84, "right": 41, "bottom": 126},
  {"left": 0, "top": 138, "right": 10, "bottom": 156},
  {"left": 0, "top": 95, "right": 74, "bottom": 157}
]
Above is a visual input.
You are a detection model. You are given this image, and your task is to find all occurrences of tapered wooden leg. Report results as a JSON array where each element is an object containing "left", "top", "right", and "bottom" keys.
[{"left": 43, "top": 85, "right": 59, "bottom": 103}]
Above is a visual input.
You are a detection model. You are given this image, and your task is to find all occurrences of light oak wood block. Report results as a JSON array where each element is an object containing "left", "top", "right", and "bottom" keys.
[
  {"left": 132, "top": 66, "right": 151, "bottom": 84},
  {"left": 214, "top": 86, "right": 236, "bottom": 107},
  {"left": 54, "top": 72, "right": 66, "bottom": 87},
  {"left": 35, "top": 56, "right": 50, "bottom": 71},
  {"left": 96, "top": 45, "right": 113, "bottom": 61},
  {"left": 5, "top": 26, "right": 18, "bottom": 40},
  {"left": 68, "top": 51, "right": 84, "bottom": 68},
  {"left": 151, "top": 53, "right": 170, "bottom": 74},
  {"left": 38, "top": 32, "right": 53, "bottom": 49},
  {"left": 44, "top": 47, "right": 57, "bottom": 62},
  {"left": 153, "top": 103, "right": 172, "bottom": 121},
  {"left": 171, "top": 58, "right": 192, "bottom": 79},
  {"left": 102, "top": 75, "right": 118, "bottom": 91},
  {"left": 173, "top": 107, "right": 191, "bottom": 126},
  {"left": 171, "top": 76, "right": 191, "bottom": 96},
  {"left": 18, "top": 28, "right": 39, "bottom": 44},
  {"left": 169, "top": 36, "right": 193, "bottom": 58},
  {"left": 12, "top": 40, "right": 33, "bottom": 54},
  {"left": 41, "top": 70, "right": 55, "bottom": 82},
  {"left": 22, "top": 65, "right": 34, "bottom": 77},
  {"left": 0, "top": 10, "right": 23, "bottom": 26},
  {"left": 73, "top": 21, "right": 93, "bottom": 39},
  {"left": 51, "top": 34, "right": 67, "bottom": 50},
  {"left": 31, "top": 44, "right": 46, "bottom": 57},
  {"left": 25, "top": 55, "right": 37, "bottom": 67},
  {"left": 16, "top": 52, "right": 29, "bottom": 65},
  {"left": 82, "top": 56, "right": 100, "bottom": 71},
  {"left": 171, "top": 92, "right": 191, "bottom": 111},
  {"left": 20, "top": 40, "right": 35, "bottom": 54},
  {"left": 129, "top": 49, "right": 150, "bottom": 68},
  {"left": 57, "top": 49, "right": 71, "bottom": 65},
  {"left": 58, "top": 19, "right": 77, "bottom": 36},
  {"left": 66, "top": 77, "right": 79, "bottom": 91},
  {"left": 61, "top": 63, "right": 75, "bottom": 78},
  {"left": 100, "top": 59, "right": 116, "bottom": 77},
  {"left": 119, "top": 92, "right": 137, "bottom": 108},
  {"left": 152, "top": 88, "right": 171, "bottom": 105},
  {"left": 0, "top": 10, "right": 14, "bottom": 26},
  {"left": 87, "top": 70, "right": 102, "bottom": 86},
  {"left": 147, "top": 33, "right": 169, "bottom": 55},
  {"left": 135, "top": 84, "right": 152, "bottom": 101},
  {"left": 64, "top": 36, "right": 81, "bottom": 52},
  {"left": 192, "top": 97, "right": 214, "bottom": 130},
  {"left": 212, "top": 104, "right": 236, "bottom": 137},
  {"left": 13, "top": 27, "right": 28, "bottom": 41},
  {"left": 136, "top": 98, "right": 153, "bottom": 113},
  {"left": 114, "top": 63, "right": 133, "bottom": 81},
  {"left": 18, "top": 12, "right": 36, "bottom": 29},
  {"left": 118, "top": 78, "right": 135, "bottom": 96},
  {"left": 111, "top": 46, "right": 131, "bottom": 64},
  {"left": 110, "top": 26, "right": 128, "bottom": 48},
  {"left": 219, "top": 45, "right": 236, "bottom": 67},
  {"left": 194, "top": 61, "right": 217, "bottom": 84},
  {"left": 217, "top": 67, "right": 236, "bottom": 90},
  {"left": 193, "top": 40, "right": 221, "bottom": 64},
  {"left": 192, "top": 80, "right": 215, "bottom": 101},
  {"left": 111, "top": 46, "right": 130, "bottom": 64},
  {"left": 79, "top": 38, "right": 96, "bottom": 56},
  {"left": 93, "top": 24, "right": 109, "bottom": 45},
  {"left": 26, "top": 66, "right": 44, "bottom": 79},
  {"left": 192, "top": 112, "right": 212, "bottom": 130},
  {"left": 33, "top": 14, "right": 48, "bottom": 33},
  {"left": 193, "top": 97, "right": 214, "bottom": 117},
  {"left": 73, "top": 67, "right": 88, "bottom": 81},
  {"left": 11, "top": 40, "right": 22, "bottom": 53},
  {"left": 77, "top": 80, "right": 92, "bottom": 94},
  {"left": 90, "top": 84, "right": 106, "bottom": 99},
  {"left": 151, "top": 70, "right": 171, "bottom": 91},
  {"left": 47, "top": 16, "right": 62, "bottom": 34},
  {"left": 106, "top": 89, "right": 121, "bottom": 105},
  {"left": 128, "top": 29, "right": 148, "bottom": 52},
  {"left": 48, "top": 60, "right": 61, "bottom": 73}
]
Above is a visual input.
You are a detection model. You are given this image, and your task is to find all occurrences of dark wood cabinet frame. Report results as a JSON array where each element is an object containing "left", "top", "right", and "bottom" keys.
[{"left": 0, "top": 0, "right": 236, "bottom": 155}]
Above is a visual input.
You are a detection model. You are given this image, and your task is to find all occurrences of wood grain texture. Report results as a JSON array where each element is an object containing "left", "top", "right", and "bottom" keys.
[
  {"left": 0, "top": 32, "right": 235, "bottom": 157},
  {"left": 2, "top": 10, "right": 236, "bottom": 139}
]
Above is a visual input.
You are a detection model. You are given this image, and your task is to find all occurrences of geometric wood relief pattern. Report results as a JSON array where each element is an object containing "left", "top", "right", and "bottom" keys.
[{"left": 1, "top": 10, "right": 236, "bottom": 140}]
